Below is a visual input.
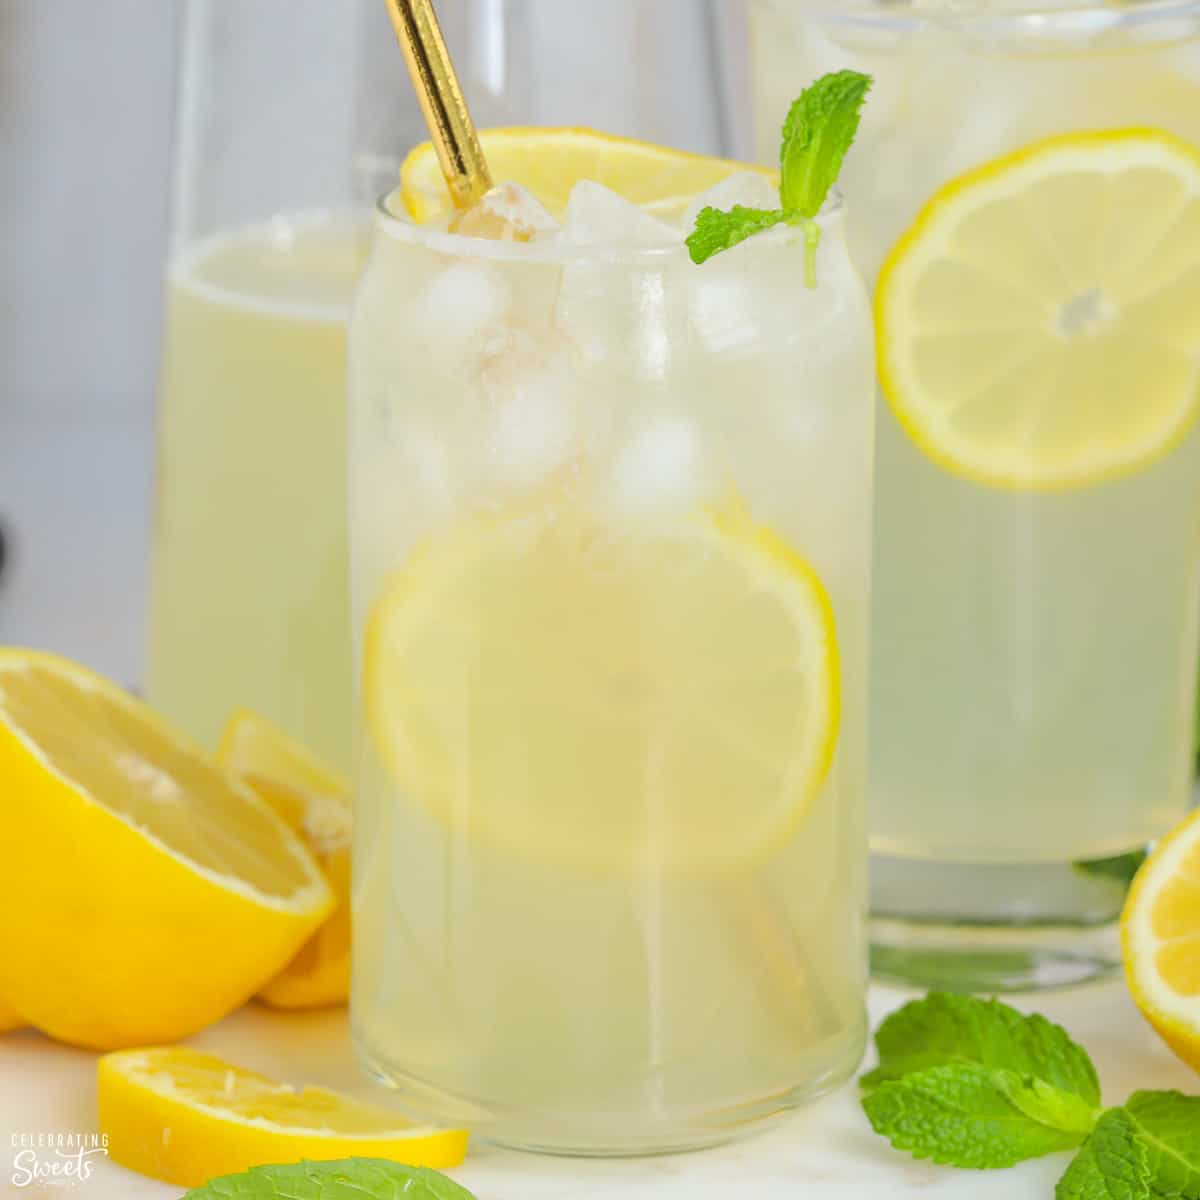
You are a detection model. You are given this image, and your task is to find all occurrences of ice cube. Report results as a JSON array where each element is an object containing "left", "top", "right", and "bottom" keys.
[
  {"left": 690, "top": 272, "right": 760, "bottom": 357},
  {"left": 560, "top": 181, "right": 680, "bottom": 247},
  {"left": 419, "top": 261, "right": 511, "bottom": 352},
  {"left": 555, "top": 183, "right": 687, "bottom": 379},
  {"left": 606, "top": 419, "right": 707, "bottom": 516},
  {"left": 451, "top": 181, "right": 560, "bottom": 242},
  {"left": 398, "top": 430, "right": 453, "bottom": 511},
  {"left": 481, "top": 344, "right": 576, "bottom": 491},
  {"left": 681, "top": 171, "right": 780, "bottom": 232}
]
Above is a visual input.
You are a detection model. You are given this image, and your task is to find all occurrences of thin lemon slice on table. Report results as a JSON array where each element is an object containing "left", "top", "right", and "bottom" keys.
[
  {"left": 219, "top": 710, "right": 353, "bottom": 1011},
  {"left": 877, "top": 129, "right": 1200, "bottom": 491},
  {"left": 400, "top": 126, "right": 777, "bottom": 223},
  {"left": 364, "top": 502, "right": 839, "bottom": 875},
  {"left": 1123, "top": 806, "right": 1200, "bottom": 1072},
  {"left": 98, "top": 1047, "right": 468, "bottom": 1188},
  {"left": 0, "top": 650, "right": 332, "bottom": 1050}
]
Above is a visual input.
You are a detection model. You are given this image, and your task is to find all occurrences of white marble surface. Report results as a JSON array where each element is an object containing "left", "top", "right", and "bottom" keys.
[{"left": 1, "top": 980, "right": 1194, "bottom": 1199}]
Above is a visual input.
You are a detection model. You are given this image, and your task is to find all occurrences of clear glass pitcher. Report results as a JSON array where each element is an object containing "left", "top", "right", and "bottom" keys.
[
  {"left": 747, "top": 0, "right": 1200, "bottom": 992},
  {"left": 147, "top": 0, "right": 734, "bottom": 771}
]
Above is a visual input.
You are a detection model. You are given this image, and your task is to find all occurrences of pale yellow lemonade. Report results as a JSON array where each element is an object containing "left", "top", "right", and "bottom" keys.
[
  {"left": 348, "top": 146, "right": 874, "bottom": 1150},
  {"left": 148, "top": 215, "right": 369, "bottom": 768},
  {"left": 751, "top": 3, "right": 1200, "bottom": 868}
]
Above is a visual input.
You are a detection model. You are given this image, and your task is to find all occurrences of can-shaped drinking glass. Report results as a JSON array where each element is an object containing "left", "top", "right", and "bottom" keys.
[{"left": 348, "top": 176, "right": 875, "bottom": 1153}]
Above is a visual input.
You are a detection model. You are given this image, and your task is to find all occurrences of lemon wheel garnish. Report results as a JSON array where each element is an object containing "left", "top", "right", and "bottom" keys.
[
  {"left": 877, "top": 128, "right": 1200, "bottom": 491},
  {"left": 98, "top": 1047, "right": 468, "bottom": 1188},
  {"left": 218, "top": 710, "right": 353, "bottom": 1011},
  {"left": 1122, "top": 806, "right": 1200, "bottom": 1073},
  {"left": 0, "top": 650, "right": 332, "bottom": 1050},
  {"left": 399, "top": 126, "right": 777, "bottom": 224},
  {"left": 363, "top": 504, "right": 839, "bottom": 874}
]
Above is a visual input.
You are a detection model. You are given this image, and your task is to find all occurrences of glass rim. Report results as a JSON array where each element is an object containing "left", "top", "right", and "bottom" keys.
[
  {"left": 755, "top": 0, "right": 1200, "bottom": 33},
  {"left": 372, "top": 186, "right": 845, "bottom": 266}
]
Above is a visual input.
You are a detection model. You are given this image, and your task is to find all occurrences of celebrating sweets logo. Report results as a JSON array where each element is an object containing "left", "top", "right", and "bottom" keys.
[{"left": 11, "top": 1131, "right": 109, "bottom": 1189}]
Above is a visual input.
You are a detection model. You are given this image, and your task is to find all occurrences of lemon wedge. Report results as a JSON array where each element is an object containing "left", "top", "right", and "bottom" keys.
[
  {"left": 1123, "top": 806, "right": 1200, "bottom": 1073},
  {"left": 0, "top": 650, "right": 332, "bottom": 1049},
  {"left": 219, "top": 710, "right": 353, "bottom": 1010}
]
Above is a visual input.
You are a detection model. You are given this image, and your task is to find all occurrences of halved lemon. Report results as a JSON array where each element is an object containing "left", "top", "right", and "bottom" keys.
[
  {"left": 363, "top": 502, "right": 839, "bottom": 874},
  {"left": 877, "top": 129, "right": 1200, "bottom": 491},
  {"left": 218, "top": 710, "right": 353, "bottom": 1011},
  {"left": 399, "top": 127, "right": 777, "bottom": 224},
  {"left": 1123, "top": 806, "right": 1200, "bottom": 1073},
  {"left": 0, "top": 650, "right": 333, "bottom": 1050},
  {"left": 0, "top": 999, "right": 22, "bottom": 1033},
  {"left": 98, "top": 1047, "right": 468, "bottom": 1188}
]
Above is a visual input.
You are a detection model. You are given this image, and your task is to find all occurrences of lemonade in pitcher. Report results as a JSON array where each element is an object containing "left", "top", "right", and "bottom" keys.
[
  {"left": 751, "top": 1, "right": 1200, "bottom": 989},
  {"left": 148, "top": 216, "right": 369, "bottom": 768},
  {"left": 349, "top": 78, "right": 875, "bottom": 1152}
]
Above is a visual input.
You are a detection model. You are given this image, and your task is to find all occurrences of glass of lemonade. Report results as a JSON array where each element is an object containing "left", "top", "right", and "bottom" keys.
[
  {"left": 750, "top": 1, "right": 1200, "bottom": 990},
  {"left": 347, "top": 133, "right": 874, "bottom": 1152}
]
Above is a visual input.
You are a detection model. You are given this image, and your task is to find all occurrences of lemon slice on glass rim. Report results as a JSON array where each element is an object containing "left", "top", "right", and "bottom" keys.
[{"left": 399, "top": 126, "right": 777, "bottom": 223}]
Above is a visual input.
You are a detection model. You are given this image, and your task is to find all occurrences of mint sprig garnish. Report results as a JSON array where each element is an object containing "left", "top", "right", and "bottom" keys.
[
  {"left": 182, "top": 1159, "right": 476, "bottom": 1199},
  {"left": 864, "top": 993, "right": 1200, "bottom": 1199},
  {"left": 780, "top": 69, "right": 872, "bottom": 216},
  {"left": 686, "top": 69, "right": 872, "bottom": 284},
  {"left": 686, "top": 207, "right": 793, "bottom": 265}
]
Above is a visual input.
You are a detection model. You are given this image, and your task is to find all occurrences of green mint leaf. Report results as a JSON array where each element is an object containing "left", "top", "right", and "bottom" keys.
[
  {"left": 1057, "top": 1109, "right": 1153, "bottom": 1200},
  {"left": 861, "top": 992, "right": 1101, "bottom": 1110},
  {"left": 686, "top": 68, "right": 871, "bottom": 267},
  {"left": 1124, "top": 1091, "right": 1200, "bottom": 1198},
  {"left": 685, "top": 206, "right": 788, "bottom": 264},
  {"left": 863, "top": 1064, "right": 1094, "bottom": 1169},
  {"left": 1072, "top": 850, "right": 1148, "bottom": 889},
  {"left": 997, "top": 1073, "right": 1101, "bottom": 1136},
  {"left": 779, "top": 69, "right": 872, "bottom": 217},
  {"left": 182, "top": 1158, "right": 477, "bottom": 1200}
]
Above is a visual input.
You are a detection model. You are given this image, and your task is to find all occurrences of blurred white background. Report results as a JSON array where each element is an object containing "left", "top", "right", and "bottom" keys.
[{"left": 0, "top": 0, "right": 748, "bottom": 689}]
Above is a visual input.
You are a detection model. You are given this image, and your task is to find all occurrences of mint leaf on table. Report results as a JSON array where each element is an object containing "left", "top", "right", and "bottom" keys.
[
  {"left": 864, "top": 1063, "right": 1095, "bottom": 1168},
  {"left": 1123, "top": 1091, "right": 1200, "bottom": 1197},
  {"left": 779, "top": 69, "right": 872, "bottom": 217},
  {"left": 182, "top": 1159, "right": 476, "bottom": 1199},
  {"left": 1057, "top": 1109, "right": 1152, "bottom": 1200},
  {"left": 861, "top": 992, "right": 1101, "bottom": 1109},
  {"left": 1072, "top": 850, "right": 1148, "bottom": 889},
  {"left": 686, "top": 68, "right": 871, "bottom": 274}
]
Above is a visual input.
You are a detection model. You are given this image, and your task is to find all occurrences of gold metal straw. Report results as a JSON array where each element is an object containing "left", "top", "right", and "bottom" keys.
[{"left": 385, "top": 0, "right": 493, "bottom": 210}]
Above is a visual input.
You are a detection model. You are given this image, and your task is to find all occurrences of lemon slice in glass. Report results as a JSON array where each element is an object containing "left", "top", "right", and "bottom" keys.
[
  {"left": 877, "top": 129, "right": 1200, "bottom": 491},
  {"left": 363, "top": 503, "right": 839, "bottom": 874}
]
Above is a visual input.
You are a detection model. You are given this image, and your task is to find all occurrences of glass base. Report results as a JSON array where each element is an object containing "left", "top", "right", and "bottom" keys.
[
  {"left": 352, "top": 1019, "right": 866, "bottom": 1157},
  {"left": 869, "top": 851, "right": 1137, "bottom": 993}
]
